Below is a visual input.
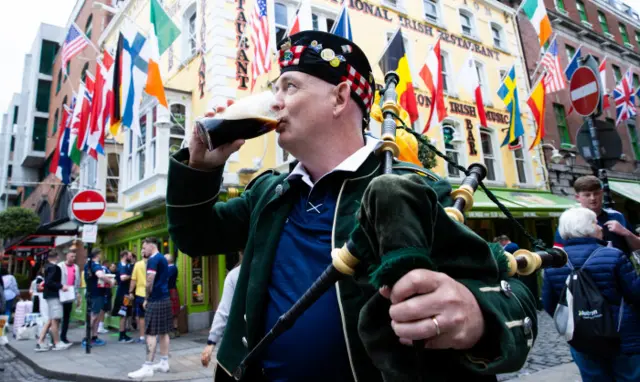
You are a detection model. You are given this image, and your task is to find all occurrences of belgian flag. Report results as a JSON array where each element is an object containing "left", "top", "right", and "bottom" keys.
[{"left": 378, "top": 29, "right": 419, "bottom": 123}]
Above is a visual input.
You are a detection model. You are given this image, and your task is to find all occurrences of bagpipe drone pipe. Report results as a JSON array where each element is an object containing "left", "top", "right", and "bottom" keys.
[{"left": 232, "top": 71, "right": 567, "bottom": 381}]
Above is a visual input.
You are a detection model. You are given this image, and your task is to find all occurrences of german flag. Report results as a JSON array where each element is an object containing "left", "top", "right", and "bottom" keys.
[{"left": 379, "top": 29, "right": 419, "bottom": 123}]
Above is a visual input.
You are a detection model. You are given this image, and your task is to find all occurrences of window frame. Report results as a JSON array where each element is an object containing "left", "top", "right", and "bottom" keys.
[
  {"left": 565, "top": 44, "right": 576, "bottom": 61},
  {"left": 311, "top": 8, "right": 336, "bottom": 33},
  {"left": 479, "top": 127, "right": 499, "bottom": 182},
  {"left": 613, "top": 65, "right": 622, "bottom": 82},
  {"left": 512, "top": 137, "right": 529, "bottom": 185},
  {"left": 440, "top": 49, "right": 452, "bottom": 95},
  {"left": 555, "top": 0, "right": 566, "bottom": 12},
  {"left": 274, "top": 1, "right": 290, "bottom": 46},
  {"left": 490, "top": 23, "right": 506, "bottom": 50},
  {"left": 85, "top": 14, "right": 93, "bottom": 40},
  {"left": 423, "top": 0, "right": 441, "bottom": 25},
  {"left": 474, "top": 60, "right": 491, "bottom": 106},
  {"left": 576, "top": 0, "right": 588, "bottom": 22},
  {"left": 181, "top": 2, "right": 198, "bottom": 62},
  {"left": 619, "top": 23, "right": 630, "bottom": 44},
  {"left": 553, "top": 103, "right": 571, "bottom": 145},
  {"left": 458, "top": 9, "right": 476, "bottom": 38},
  {"left": 106, "top": 152, "right": 120, "bottom": 204},
  {"left": 598, "top": 11, "right": 609, "bottom": 34},
  {"left": 440, "top": 119, "right": 466, "bottom": 180},
  {"left": 169, "top": 103, "right": 187, "bottom": 161}
]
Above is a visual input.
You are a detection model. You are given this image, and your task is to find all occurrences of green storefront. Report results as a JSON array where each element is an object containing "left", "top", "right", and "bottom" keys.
[{"left": 71, "top": 201, "right": 241, "bottom": 333}]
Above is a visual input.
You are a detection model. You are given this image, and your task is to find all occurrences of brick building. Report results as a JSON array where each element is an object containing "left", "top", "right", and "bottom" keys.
[{"left": 500, "top": 0, "right": 640, "bottom": 223}]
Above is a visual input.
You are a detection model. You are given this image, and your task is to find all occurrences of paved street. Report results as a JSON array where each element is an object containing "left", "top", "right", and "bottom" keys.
[{"left": 0, "top": 345, "right": 67, "bottom": 382}]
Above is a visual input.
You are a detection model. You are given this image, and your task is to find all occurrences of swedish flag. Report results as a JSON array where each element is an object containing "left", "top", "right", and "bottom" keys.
[{"left": 497, "top": 66, "right": 524, "bottom": 147}]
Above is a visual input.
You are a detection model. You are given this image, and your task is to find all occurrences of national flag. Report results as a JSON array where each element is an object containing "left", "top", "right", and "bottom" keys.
[
  {"left": 68, "top": 88, "right": 84, "bottom": 165},
  {"left": 379, "top": 29, "right": 419, "bottom": 125},
  {"left": 110, "top": 34, "right": 124, "bottom": 137},
  {"left": 564, "top": 46, "right": 582, "bottom": 81},
  {"left": 497, "top": 66, "right": 525, "bottom": 146},
  {"left": 521, "top": 0, "right": 552, "bottom": 47},
  {"left": 419, "top": 37, "right": 447, "bottom": 134},
  {"left": 540, "top": 39, "right": 565, "bottom": 93},
  {"left": 599, "top": 57, "right": 610, "bottom": 109},
  {"left": 49, "top": 105, "right": 69, "bottom": 175},
  {"left": 457, "top": 51, "right": 487, "bottom": 127},
  {"left": 527, "top": 75, "right": 546, "bottom": 150},
  {"left": 150, "top": 0, "right": 181, "bottom": 56},
  {"left": 249, "top": 0, "right": 273, "bottom": 91},
  {"left": 287, "top": 0, "right": 312, "bottom": 36},
  {"left": 61, "top": 23, "right": 89, "bottom": 76},
  {"left": 613, "top": 68, "right": 637, "bottom": 126},
  {"left": 70, "top": 73, "right": 95, "bottom": 164},
  {"left": 50, "top": 102, "right": 74, "bottom": 185},
  {"left": 88, "top": 51, "right": 115, "bottom": 158},
  {"left": 330, "top": 3, "right": 353, "bottom": 41}
]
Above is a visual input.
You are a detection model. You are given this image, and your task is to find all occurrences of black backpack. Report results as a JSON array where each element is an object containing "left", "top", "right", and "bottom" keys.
[{"left": 553, "top": 247, "right": 622, "bottom": 354}]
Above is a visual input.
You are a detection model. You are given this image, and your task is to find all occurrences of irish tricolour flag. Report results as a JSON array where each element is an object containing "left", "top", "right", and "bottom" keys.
[{"left": 522, "top": 0, "right": 552, "bottom": 48}]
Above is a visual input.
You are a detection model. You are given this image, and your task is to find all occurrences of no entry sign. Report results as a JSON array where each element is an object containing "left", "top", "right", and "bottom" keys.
[
  {"left": 71, "top": 190, "right": 106, "bottom": 224},
  {"left": 569, "top": 67, "right": 601, "bottom": 117}
]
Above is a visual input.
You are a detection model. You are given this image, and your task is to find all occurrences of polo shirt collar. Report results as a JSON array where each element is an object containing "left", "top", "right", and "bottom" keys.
[{"left": 287, "top": 135, "right": 381, "bottom": 188}]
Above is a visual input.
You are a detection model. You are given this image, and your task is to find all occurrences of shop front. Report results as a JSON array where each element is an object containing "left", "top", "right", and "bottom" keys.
[{"left": 607, "top": 179, "right": 640, "bottom": 230}]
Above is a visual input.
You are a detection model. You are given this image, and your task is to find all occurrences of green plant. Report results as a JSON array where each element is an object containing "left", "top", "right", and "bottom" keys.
[
  {"left": 418, "top": 138, "right": 437, "bottom": 170},
  {"left": 0, "top": 207, "right": 40, "bottom": 240},
  {"left": 14, "top": 273, "right": 31, "bottom": 290}
]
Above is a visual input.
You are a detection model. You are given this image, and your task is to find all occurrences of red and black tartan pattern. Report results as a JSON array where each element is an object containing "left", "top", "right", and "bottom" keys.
[
  {"left": 279, "top": 45, "right": 306, "bottom": 68},
  {"left": 341, "top": 64, "right": 373, "bottom": 114}
]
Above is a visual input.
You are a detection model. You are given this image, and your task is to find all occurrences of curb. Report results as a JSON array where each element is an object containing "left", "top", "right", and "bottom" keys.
[{"left": 7, "top": 342, "right": 133, "bottom": 382}]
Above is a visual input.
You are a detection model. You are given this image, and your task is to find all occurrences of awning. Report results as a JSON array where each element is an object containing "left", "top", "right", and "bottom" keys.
[
  {"left": 462, "top": 188, "right": 579, "bottom": 218},
  {"left": 608, "top": 180, "right": 640, "bottom": 204},
  {"left": 3, "top": 217, "right": 79, "bottom": 255}
]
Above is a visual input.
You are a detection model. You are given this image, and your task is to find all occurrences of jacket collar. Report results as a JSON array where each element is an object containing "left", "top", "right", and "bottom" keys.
[{"left": 564, "top": 237, "right": 608, "bottom": 247}]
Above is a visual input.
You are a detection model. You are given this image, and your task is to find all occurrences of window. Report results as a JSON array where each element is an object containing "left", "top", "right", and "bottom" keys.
[
  {"left": 182, "top": 3, "right": 197, "bottom": 61},
  {"left": 475, "top": 61, "right": 489, "bottom": 102},
  {"left": 106, "top": 153, "right": 120, "bottom": 203},
  {"left": 127, "top": 130, "right": 133, "bottom": 183},
  {"left": 513, "top": 144, "right": 527, "bottom": 184},
  {"left": 81, "top": 63, "right": 89, "bottom": 83},
  {"left": 619, "top": 23, "right": 630, "bottom": 44},
  {"left": 613, "top": 65, "right": 622, "bottom": 81},
  {"left": 576, "top": 0, "right": 588, "bottom": 22},
  {"left": 491, "top": 24, "right": 503, "bottom": 48},
  {"left": 499, "top": 69, "right": 507, "bottom": 81},
  {"left": 13, "top": 106, "right": 18, "bottom": 125},
  {"left": 150, "top": 107, "right": 157, "bottom": 171},
  {"left": 442, "top": 121, "right": 464, "bottom": 178},
  {"left": 459, "top": 10, "right": 475, "bottom": 36},
  {"left": 480, "top": 129, "right": 496, "bottom": 181},
  {"left": 441, "top": 51, "right": 450, "bottom": 93},
  {"left": 565, "top": 44, "right": 576, "bottom": 60},
  {"left": 636, "top": 31, "right": 640, "bottom": 47},
  {"left": 52, "top": 108, "right": 59, "bottom": 136},
  {"left": 598, "top": 11, "right": 609, "bottom": 34},
  {"left": 556, "top": 0, "right": 565, "bottom": 12},
  {"left": 423, "top": 0, "right": 439, "bottom": 24},
  {"left": 39, "top": 40, "right": 58, "bottom": 75},
  {"left": 137, "top": 114, "right": 147, "bottom": 181},
  {"left": 33, "top": 117, "right": 48, "bottom": 151},
  {"left": 83, "top": 157, "right": 98, "bottom": 189},
  {"left": 384, "top": 0, "right": 398, "bottom": 8},
  {"left": 170, "top": 104, "right": 186, "bottom": 157},
  {"left": 312, "top": 12, "right": 335, "bottom": 32},
  {"left": 65, "top": 62, "right": 70, "bottom": 79},
  {"left": 627, "top": 121, "right": 640, "bottom": 160},
  {"left": 553, "top": 104, "right": 571, "bottom": 145},
  {"left": 62, "top": 96, "right": 67, "bottom": 109},
  {"left": 36, "top": 79, "right": 51, "bottom": 113},
  {"left": 56, "top": 70, "right": 61, "bottom": 94},
  {"left": 275, "top": 2, "right": 289, "bottom": 44},
  {"left": 85, "top": 14, "right": 93, "bottom": 40},
  {"left": 10, "top": 136, "right": 15, "bottom": 152},
  {"left": 7, "top": 165, "right": 12, "bottom": 179},
  {"left": 634, "top": 74, "right": 640, "bottom": 89}
]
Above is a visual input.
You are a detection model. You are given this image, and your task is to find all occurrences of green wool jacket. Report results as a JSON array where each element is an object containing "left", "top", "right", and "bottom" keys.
[{"left": 166, "top": 148, "right": 538, "bottom": 382}]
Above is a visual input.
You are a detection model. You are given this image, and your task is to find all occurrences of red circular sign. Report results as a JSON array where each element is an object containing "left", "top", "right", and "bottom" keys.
[
  {"left": 71, "top": 190, "right": 106, "bottom": 224},
  {"left": 569, "top": 67, "right": 601, "bottom": 117}
]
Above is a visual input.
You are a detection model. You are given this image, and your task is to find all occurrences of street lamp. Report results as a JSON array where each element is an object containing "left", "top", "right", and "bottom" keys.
[
  {"left": 92, "top": 2, "right": 119, "bottom": 14},
  {"left": 541, "top": 143, "right": 563, "bottom": 164}
]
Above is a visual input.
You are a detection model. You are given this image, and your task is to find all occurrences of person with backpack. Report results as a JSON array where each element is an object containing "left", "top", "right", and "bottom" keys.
[{"left": 543, "top": 207, "right": 640, "bottom": 381}]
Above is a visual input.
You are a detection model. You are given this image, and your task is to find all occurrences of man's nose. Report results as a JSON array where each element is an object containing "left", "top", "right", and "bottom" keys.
[{"left": 272, "top": 93, "right": 285, "bottom": 112}]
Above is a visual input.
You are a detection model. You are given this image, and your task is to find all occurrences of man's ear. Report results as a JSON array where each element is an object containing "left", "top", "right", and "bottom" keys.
[{"left": 333, "top": 82, "right": 352, "bottom": 117}]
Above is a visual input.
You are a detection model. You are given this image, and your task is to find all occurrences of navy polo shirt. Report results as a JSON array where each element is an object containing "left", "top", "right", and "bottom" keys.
[
  {"left": 84, "top": 261, "right": 104, "bottom": 298},
  {"left": 554, "top": 208, "right": 633, "bottom": 254}
]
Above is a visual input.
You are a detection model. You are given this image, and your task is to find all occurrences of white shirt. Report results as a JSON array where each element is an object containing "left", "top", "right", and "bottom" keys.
[{"left": 287, "top": 135, "right": 381, "bottom": 189}]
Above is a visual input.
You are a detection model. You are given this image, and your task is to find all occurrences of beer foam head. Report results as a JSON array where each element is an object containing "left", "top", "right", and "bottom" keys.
[{"left": 215, "top": 91, "right": 277, "bottom": 121}]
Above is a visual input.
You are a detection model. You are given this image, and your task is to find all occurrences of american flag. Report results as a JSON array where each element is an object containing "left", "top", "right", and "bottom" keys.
[
  {"left": 613, "top": 68, "right": 636, "bottom": 126},
  {"left": 540, "top": 39, "right": 565, "bottom": 94},
  {"left": 61, "top": 23, "right": 89, "bottom": 75},
  {"left": 249, "top": 0, "right": 272, "bottom": 91}
]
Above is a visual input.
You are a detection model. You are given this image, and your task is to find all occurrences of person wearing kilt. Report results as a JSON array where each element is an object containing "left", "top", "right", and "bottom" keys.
[{"left": 128, "top": 238, "right": 173, "bottom": 379}]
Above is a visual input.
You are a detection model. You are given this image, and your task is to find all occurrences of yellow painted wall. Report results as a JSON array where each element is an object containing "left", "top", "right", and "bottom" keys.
[{"left": 100, "top": 0, "right": 547, "bottom": 189}]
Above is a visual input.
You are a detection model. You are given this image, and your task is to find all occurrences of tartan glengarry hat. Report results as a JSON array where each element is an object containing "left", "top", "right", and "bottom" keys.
[{"left": 277, "top": 31, "right": 375, "bottom": 123}]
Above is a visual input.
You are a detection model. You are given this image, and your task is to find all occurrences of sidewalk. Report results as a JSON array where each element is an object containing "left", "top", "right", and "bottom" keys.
[
  {"left": 503, "top": 363, "right": 581, "bottom": 381},
  {"left": 6, "top": 325, "right": 216, "bottom": 381}
]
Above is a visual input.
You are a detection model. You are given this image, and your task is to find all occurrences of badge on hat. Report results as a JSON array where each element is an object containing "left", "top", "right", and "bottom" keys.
[
  {"left": 281, "top": 37, "right": 292, "bottom": 52},
  {"left": 321, "top": 48, "right": 335, "bottom": 62},
  {"left": 341, "top": 45, "right": 353, "bottom": 54},
  {"left": 309, "top": 40, "right": 323, "bottom": 53}
]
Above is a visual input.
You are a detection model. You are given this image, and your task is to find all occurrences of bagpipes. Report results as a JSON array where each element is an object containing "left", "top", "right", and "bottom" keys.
[{"left": 232, "top": 71, "right": 567, "bottom": 381}]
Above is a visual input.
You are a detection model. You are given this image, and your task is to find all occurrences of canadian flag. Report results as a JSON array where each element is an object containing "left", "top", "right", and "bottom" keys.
[
  {"left": 599, "top": 57, "right": 610, "bottom": 109},
  {"left": 419, "top": 38, "right": 447, "bottom": 134},
  {"left": 458, "top": 51, "right": 488, "bottom": 128}
]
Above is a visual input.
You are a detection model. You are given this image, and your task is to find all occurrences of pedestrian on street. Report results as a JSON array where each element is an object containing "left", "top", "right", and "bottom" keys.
[
  {"left": 35, "top": 251, "right": 71, "bottom": 352},
  {"left": 1, "top": 268, "right": 19, "bottom": 322},
  {"left": 554, "top": 176, "right": 640, "bottom": 255},
  {"left": 543, "top": 207, "right": 640, "bottom": 381},
  {"left": 83, "top": 248, "right": 114, "bottom": 348},
  {"left": 128, "top": 237, "right": 172, "bottom": 379},
  {"left": 164, "top": 253, "right": 180, "bottom": 338},
  {"left": 57, "top": 251, "right": 81, "bottom": 345},
  {"left": 201, "top": 253, "right": 242, "bottom": 368},
  {"left": 129, "top": 250, "right": 148, "bottom": 344},
  {"left": 112, "top": 250, "right": 134, "bottom": 343},
  {"left": 166, "top": 30, "right": 538, "bottom": 382}
]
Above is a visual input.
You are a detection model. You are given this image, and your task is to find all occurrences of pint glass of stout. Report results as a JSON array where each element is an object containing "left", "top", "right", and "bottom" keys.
[{"left": 196, "top": 91, "right": 278, "bottom": 151}]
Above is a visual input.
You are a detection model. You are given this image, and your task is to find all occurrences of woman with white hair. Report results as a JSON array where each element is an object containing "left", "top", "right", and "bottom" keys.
[{"left": 542, "top": 207, "right": 640, "bottom": 381}]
